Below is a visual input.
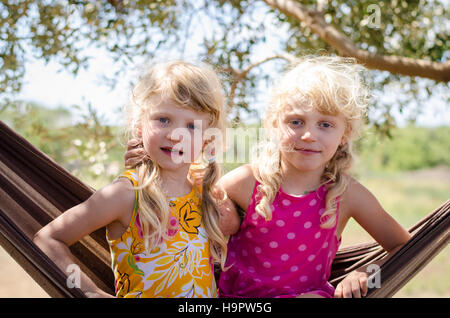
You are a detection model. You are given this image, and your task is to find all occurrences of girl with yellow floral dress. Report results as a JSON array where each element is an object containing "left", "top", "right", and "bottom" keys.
[{"left": 33, "top": 61, "right": 239, "bottom": 298}]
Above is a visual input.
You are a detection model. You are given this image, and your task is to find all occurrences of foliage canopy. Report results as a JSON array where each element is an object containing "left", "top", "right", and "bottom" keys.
[{"left": 1, "top": 0, "right": 448, "bottom": 129}]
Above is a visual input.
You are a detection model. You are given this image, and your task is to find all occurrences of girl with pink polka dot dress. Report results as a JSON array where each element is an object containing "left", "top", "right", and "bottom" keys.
[{"left": 217, "top": 56, "right": 411, "bottom": 298}]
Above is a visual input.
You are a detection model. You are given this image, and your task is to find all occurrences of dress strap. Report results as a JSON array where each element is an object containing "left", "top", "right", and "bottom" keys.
[{"left": 117, "top": 169, "right": 139, "bottom": 228}]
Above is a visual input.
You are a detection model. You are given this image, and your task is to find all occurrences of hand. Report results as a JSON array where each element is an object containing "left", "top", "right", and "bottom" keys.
[
  {"left": 124, "top": 138, "right": 147, "bottom": 168},
  {"left": 334, "top": 269, "right": 368, "bottom": 298},
  {"left": 213, "top": 187, "right": 241, "bottom": 236}
]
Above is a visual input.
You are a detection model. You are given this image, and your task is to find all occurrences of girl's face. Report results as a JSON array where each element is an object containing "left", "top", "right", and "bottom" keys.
[
  {"left": 276, "top": 104, "right": 347, "bottom": 175},
  {"left": 141, "top": 97, "right": 211, "bottom": 172}
]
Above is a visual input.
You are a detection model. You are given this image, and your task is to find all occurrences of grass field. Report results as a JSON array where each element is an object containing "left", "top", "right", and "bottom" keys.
[{"left": 0, "top": 168, "right": 448, "bottom": 298}]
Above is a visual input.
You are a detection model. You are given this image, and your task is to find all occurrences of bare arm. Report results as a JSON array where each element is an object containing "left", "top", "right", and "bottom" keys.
[
  {"left": 334, "top": 179, "right": 411, "bottom": 298},
  {"left": 215, "top": 164, "right": 256, "bottom": 236},
  {"left": 344, "top": 179, "right": 411, "bottom": 252},
  {"left": 216, "top": 192, "right": 242, "bottom": 236},
  {"left": 33, "top": 178, "right": 135, "bottom": 297}
]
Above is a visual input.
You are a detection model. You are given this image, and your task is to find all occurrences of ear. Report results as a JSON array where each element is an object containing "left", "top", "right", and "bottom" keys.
[
  {"left": 267, "top": 117, "right": 282, "bottom": 141},
  {"left": 340, "top": 135, "right": 348, "bottom": 146},
  {"left": 271, "top": 117, "right": 280, "bottom": 129},
  {"left": 134, "top": 118, "right": 146, "bottom": 137},
  {"left": 341, "top": 125, "right": 352, "bottom": 145},
  {"left": 132, "top": 124, "right": 143, "bottom": 141},
  {"left": 202, "top": 136, "right": 216, "bottom": 159},
  {"left": 202, "top": 135, "right": 213, "bottom": 149}
]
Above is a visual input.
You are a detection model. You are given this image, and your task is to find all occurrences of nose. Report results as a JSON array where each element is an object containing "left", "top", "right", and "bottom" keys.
[
  {"left": 166, "top": 129, "right": 183, "bottom": 142},
  {"left": 300, "top": 129, "right": 316, "bottom": 142}
]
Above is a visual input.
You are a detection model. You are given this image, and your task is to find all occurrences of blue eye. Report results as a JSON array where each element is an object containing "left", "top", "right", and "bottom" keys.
[
  {"left": 290, "top": 120, "right": 303, "bottom": 126},
  {"left": 319, "top": 122, "right": 333, "bottom": 128},
  {"left": 187, "top": 123, "right": 196, "bottom": 130},
  {"left": 159, "top": 117, "right": 169, "bottom": 124}
]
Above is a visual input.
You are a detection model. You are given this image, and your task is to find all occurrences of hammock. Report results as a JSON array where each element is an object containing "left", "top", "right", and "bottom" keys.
[{"left": 0, "top": 120, "right": 449, "bottom": 298}]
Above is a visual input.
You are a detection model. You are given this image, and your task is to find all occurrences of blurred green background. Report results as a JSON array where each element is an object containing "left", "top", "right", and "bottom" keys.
[{"left": 1, "top": 102, "right": 449, "bottom": 297}]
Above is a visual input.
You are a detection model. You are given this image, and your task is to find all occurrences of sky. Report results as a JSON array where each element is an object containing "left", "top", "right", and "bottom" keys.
[{"left": 17, "top": 48, "right": 132, "bottom": 126}]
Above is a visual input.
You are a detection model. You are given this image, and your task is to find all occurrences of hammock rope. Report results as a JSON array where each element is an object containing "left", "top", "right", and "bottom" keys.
[{"left": 0, "top": 120, "right": 448, "bottom": 298}]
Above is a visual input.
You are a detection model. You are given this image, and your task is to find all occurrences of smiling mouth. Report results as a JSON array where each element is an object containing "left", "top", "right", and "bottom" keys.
[
  {"left": 161, "top": 147, "right": 184, "bottom": 155},
  {"left": 295, "top": 147, "right": 321, "bottom": 154}
]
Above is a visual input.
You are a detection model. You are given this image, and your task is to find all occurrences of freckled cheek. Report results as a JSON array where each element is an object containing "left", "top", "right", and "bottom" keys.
[
  {"left": 322, "top": 141, "right": 340, "bottom": 160},
  {"left": 280, "top": 130, "right": 297, "bottom": 148},
  {"left": 141, "top": 138, "right": 155, "bottom": 156},
  {"left": 141, "top": 126, "right": 163, "bottom": 154}
]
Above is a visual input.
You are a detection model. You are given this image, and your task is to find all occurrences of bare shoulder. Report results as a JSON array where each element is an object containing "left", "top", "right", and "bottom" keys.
[
  {"left": 340, "top": 177, "right": 373, "bottom": 215},
  {"left": 35, "top": 177, "right": 136, "bottom": 247},
  {"left": 97, "top": 177, "right": 136, "bottom": 214},
  {"left": 102, "top": 177, "right": 136, "bottom": 201},
  {"left": 73, "top": 177, "right": 136, "bottom": 230},
  {"left": 220, "top": 164, "right": 255, "bottom": 185},
  {"left": 217, "top": 164, "right": 256, "bottom": 211}
]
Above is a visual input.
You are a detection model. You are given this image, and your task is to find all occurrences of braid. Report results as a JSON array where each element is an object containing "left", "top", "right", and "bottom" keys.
[
  {"left": 252, "top": 138, "right": 283, "bottom": 221},
  {"left": 196, "top": 160, "right": 228, "bottom": 269},
  {"left": 320, "top": 142, "right": 353, "bottom": 228},
  {"left": 135, "top": 160, "right": 171, "bottom": 252}
]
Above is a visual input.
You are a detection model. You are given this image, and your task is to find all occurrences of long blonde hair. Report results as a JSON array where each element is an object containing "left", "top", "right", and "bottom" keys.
[
  {"left": 125, "top": 61, "right": 227, "bottom": 268},
  {"left": 252, "top": 55, "right": 369, "bottom": 228}
]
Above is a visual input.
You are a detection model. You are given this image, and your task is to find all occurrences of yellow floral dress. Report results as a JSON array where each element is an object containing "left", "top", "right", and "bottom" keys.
[{"left": 106, "top": 169, "right": 217, "bottom": 298}]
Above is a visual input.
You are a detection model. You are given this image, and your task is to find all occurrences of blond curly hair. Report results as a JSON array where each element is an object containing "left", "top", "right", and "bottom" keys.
[
  {"left": 125, "top": 61, "right": 227, "bottom": 268},
  {"left": 252, "top": 55, "right": 369, "bottom": 228}
]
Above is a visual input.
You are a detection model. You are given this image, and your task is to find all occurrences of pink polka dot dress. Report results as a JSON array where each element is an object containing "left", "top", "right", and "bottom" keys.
[{"left": 219, "top": 181, "right": 341, "bottom": 298}]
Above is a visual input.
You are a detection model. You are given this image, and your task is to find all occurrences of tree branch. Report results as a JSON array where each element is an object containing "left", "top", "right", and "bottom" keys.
[
  {"left": 224, "top": 53, "right": 297, "bottom": 111},
  {"left": 263, "top": 0, "right": 450, "bottom": 82},
  {"left": 239, "top": 53, "right": 298, "bottom": 79}
]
